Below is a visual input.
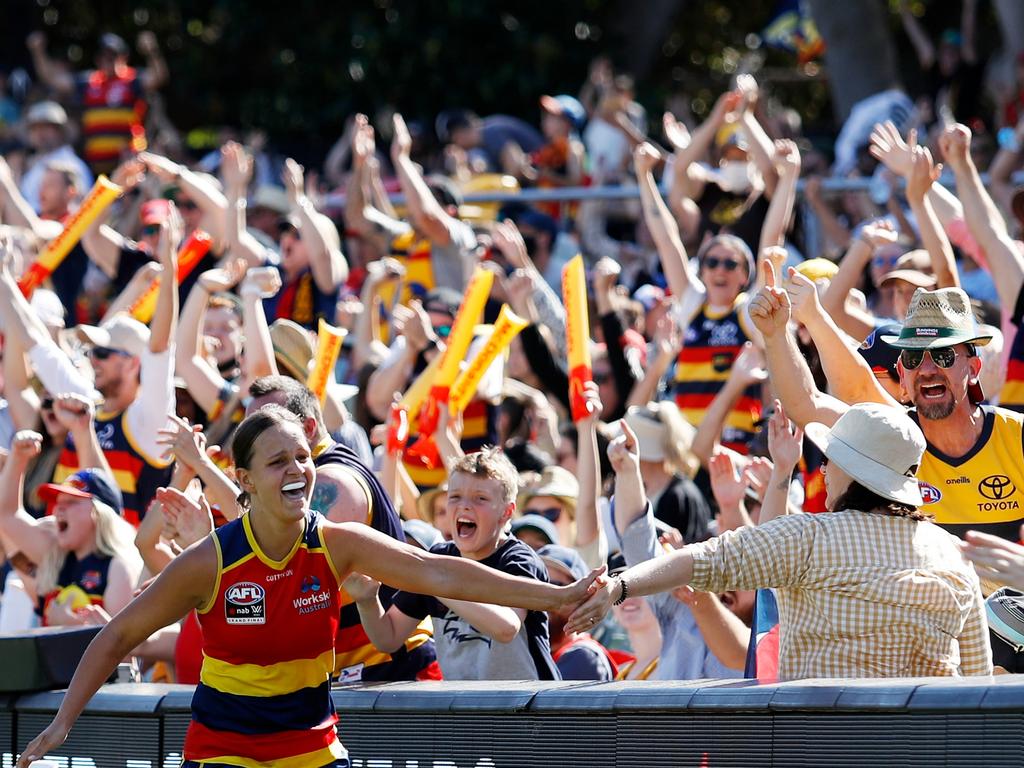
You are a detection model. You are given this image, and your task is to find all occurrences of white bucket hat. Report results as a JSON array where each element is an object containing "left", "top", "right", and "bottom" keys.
[{"left": 804, "top": 403, "right": 926, "bottom": 507}]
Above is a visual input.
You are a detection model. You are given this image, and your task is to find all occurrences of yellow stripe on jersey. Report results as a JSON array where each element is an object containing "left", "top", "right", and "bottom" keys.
[
  {"left": 81, "top": 107, "right": 137, "bottom": 127},
  {"left": 679, "top": 407, "right": 757, "bottom": 433},
  {"left": 199, "top": 648, "right": 336, "bottom": 697},
  {"left": 198, "top": 742, "right": 344, "bottom": 768},
  {"left": 197, "top": 533, "right": 224, "bottom": 615}
]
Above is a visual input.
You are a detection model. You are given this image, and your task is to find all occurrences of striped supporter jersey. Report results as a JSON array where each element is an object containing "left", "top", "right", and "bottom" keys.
[
  {"left": 673, "top": 294, "right": 763, "bottom": 453},
  {"left": 999, "top": 293, "right": 1024, "bottom": 412},
  {"left": 184, "top": 511, "right": 346, "bottom": 768},
  {"left": 55, "top": 409, "right": 171, "bottom": 527}
]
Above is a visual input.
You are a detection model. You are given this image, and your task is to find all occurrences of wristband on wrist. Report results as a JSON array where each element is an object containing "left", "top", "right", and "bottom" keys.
[{"left": 613, "top": 576, "right": 629, "bottom": 605}]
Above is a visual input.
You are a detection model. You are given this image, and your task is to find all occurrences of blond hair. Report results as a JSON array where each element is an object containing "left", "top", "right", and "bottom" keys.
[
  {"left": 449, "top": 447, "right": 519, "bottom": 506},
  {"left": 36, "top": 500, "right": 142, "bottom": 596}
]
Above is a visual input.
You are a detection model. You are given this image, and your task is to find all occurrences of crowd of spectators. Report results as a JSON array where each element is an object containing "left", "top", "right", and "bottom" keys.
[{"left": 2, "top": 1, "right": 1024, "bottom": 691}]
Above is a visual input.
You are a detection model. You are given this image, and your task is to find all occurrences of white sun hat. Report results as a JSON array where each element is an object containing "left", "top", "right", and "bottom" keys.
[{"left": 804, "top": 403, "right": 926, "bottom": 507}]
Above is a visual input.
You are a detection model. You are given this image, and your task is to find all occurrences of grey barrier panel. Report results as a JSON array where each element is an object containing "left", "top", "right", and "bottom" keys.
[
  {"left": 5, "top": 679, "right": 1023, "bottom": 767},
  {"left": 0, "top": 695, "right": 13, "bottom": 768},
  {"left": 17, "top": 684, "right": 166, "bottom": 768},
  {"left": 0, "top": 627, "right": 101, "bottom": 693}
]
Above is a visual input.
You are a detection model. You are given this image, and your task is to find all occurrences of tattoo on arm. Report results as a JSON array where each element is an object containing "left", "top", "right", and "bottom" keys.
[{"left": 310, "top": 480, "right": 340, "bottom": 515}]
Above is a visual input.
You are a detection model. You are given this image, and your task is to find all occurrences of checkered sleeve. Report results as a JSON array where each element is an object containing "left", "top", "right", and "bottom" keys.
[
  {"left": 689, "top": 515, "right": 816, "bottom": 593},
  {"left": 957, "top": 581, "right": 994, "bottom": 676}
]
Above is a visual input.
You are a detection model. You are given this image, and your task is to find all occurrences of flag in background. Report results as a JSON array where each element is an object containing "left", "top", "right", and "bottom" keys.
[{"left": 762, "top": 0, "right": 825, "bottom": 64}]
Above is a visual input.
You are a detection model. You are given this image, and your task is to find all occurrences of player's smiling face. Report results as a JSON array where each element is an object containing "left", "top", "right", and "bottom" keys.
[
  {"left": 446, "top": 472, "right": 514, "bottom": 561},
  {"left": 238, "top": 421, "right": 315, "bottom": 521}
]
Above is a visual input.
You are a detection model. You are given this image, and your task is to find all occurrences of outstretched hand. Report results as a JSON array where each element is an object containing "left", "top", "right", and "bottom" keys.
[
  {"left": 905, "top": 145, "right": 942, "bottom": 203},
  {"left": 766, "top": 400, "right": 803, "bottom": 474},
  {"left": 938, "top": 123, "right": 972, "bottom": 170},
  {"left": 564, "top": 569, "right": 615, "bottom": 633},
  {"left": 785, "top": 266, "right": 823, "bottom": 327},
  {"left": 869, "top": 121, "right": 917, "bottom": 178}
]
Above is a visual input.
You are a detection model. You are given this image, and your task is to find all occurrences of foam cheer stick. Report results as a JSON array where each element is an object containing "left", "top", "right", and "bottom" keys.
[
  {"left": 306, "top": 318, "right": 348, "bottom": 405},
  {"left": 563, "top": 254, "right": 593, "bottom": 422},
  {"left": 19, "top": 175, "right": 122, "bottom": 297},
  {"left": 398, "top": 354, "right": 443, "bottom": 422},
  {"left": 129, "top": 230, "right": 213, "bottom": 323},
  {"left": 449, "top": 305, "right": 526, "bottom": 415},
  {"left": 386, "top": 402, "right": 410, "bottom": 456},
  {"left": 407, "top": 267, "right": 493, "bottom": 468}
]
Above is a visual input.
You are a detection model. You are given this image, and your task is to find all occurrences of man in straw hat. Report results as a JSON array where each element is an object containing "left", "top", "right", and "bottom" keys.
[
  {"left": 753, "top": 257, "right": 1024, "bottom": 672},
  {"left": 567, "top": 403, "right": 992, "bottom": 679}
]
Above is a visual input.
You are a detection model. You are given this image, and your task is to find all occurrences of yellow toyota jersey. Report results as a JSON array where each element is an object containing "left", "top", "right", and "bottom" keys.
[{"left": 916, "top": 406, "right": 1024, "bottom": 542}]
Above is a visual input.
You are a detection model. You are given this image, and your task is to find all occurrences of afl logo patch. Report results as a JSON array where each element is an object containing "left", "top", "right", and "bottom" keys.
[
  {"left": 979, "top": 475, "right": 1016, "bottom": 501},
  {"left": 918, "top": 482, "right": 942, "bottom": 505},
  {"left": 225, "top": 581, "right": 266, "bottom": 624}
]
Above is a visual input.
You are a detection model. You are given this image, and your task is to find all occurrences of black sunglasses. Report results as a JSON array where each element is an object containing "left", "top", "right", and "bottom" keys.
[
  {"left": 177, "top": 199, "right": 199, "bottom": 211},
  {"left": 899, "top": 347, "right": 964, "bottom": 370},
  {"left": 88, "top": 346, "right": 130, "bottom": 361},
  {"left": 525, "top": 506, "right": 563, "bottom": 523},
  {"left": 40, "top": 397, "right": 54, "bottom": 411},
  {"left": 702, "top": 256, "right": 742, "bottom": 272},
  {"left": 141, "top": 224, "right": 160, "bottom": 237}
]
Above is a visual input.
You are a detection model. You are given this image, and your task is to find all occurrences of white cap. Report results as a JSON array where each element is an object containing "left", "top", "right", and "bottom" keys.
[{"left": 804, "top": 403, "right": 926, "bottom": 506}]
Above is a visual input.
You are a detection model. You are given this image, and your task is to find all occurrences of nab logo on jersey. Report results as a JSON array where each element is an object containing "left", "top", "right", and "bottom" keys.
[
  {"left": 225, "top": 581, "right": 267, "bottom": 625},
  {"left": 919, "top": 482, "right": 942, "bottom": 505}
]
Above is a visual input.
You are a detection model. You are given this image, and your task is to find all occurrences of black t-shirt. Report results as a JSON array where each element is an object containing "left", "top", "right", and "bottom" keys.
[
  {"left": 392, "top": 538, "right": 559, "bottom": 680},
  {"left": 696, "top": 179, "right": 770, "bottom": 256},
  {"left": 114, "top": 241, "right": 218, "bottom": 304}
]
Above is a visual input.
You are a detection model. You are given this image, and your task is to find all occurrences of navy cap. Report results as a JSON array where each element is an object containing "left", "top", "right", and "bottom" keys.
[
  {"left": 402, "top": 519, "right": 444, "bottom": 551},
  {"left": 39, "top": 468, "right": 124, "bottom": 516},
  {"left": 538, "top": 544, "right": 588, "bottom": 581},
  {"left": 510, "top": 514, "right": 560, "bottom": 547},
  {"left": 858, "top": 323, "right": 901, "bottom": 381}
]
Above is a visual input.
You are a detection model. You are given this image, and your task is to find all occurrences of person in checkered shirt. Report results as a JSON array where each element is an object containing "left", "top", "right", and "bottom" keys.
[{"left": 568, "top": 402, "right": 992, "bottom": 680}]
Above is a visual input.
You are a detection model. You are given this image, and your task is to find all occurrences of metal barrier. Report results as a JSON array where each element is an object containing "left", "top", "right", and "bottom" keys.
[{"left": 5, "top": 677, "right": 1024, "bottom": 767}]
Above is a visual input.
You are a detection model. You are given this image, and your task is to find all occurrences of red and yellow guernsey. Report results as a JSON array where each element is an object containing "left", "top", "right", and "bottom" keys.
[
  {"left": 185, "top": 511, "right": 345, "bottom": 768},
  {"left": 673, "top": 293, "right": 763, "bottom": 454}
]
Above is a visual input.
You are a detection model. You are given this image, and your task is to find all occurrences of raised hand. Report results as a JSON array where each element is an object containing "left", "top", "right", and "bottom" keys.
[
  {"left": 591, "top": 257, "right": 621, "bottom": 295},
  {"left": 653, "top": 313, "right": 681, "bottom": 358},
  {"left": 391, "top": 113, "right": 412, "bottom": 160},
  {"left": 858, "top": 218, "right": 899, "bottom": 249},
  {"left": 51, "top": 393, "right": 96, "bottom": 434},
  {"left": 491, "top": 219, "right": 532, "bottom": 269},
  {"left": 198, "top": 257, "right": 247, "bottom": 294},
  {"left": 785, "top": 266, "right": 823, "bottom": 327},
  {"left": 743, "top": 457, "right": 774, "bottom": 502},
  {"left": 773, "top": 138, "right": 801, "bottom": 177},
  {"left": 748, "top": 258, "right": 791, "bottom": 338},
  {"left": 736, "top": 73, "right": 759, "bottom": 113},
  {"left": 607, "top": 420, "right": 640, "bottom": 475},
  {"left": 578, "top": 380, "right": 603, "bottom": 421},
  {"left": 937, "top": 123, "right": 972, "bottom": 171},
  {"left": 283, "top": 158, "right": 304, "bottom": 205},
  {"left": 241, "top": 264, "right": 282, "bottom": 298},
  {"left": 157, "top": 202, "right": 183, "bottom": 268},
  {"left": 708, "top": 451, "right": 749, "bottom": 510},
  {"left": 352, "top": 114, "right": 376, "bottom": 169},
  {"left": 766, "top": 400, "right": 803, "bottom": 474},
  {"left": 136, "top": 30, "right": 158, "bottom": 56},
  {"left": 221, "top": 141, "right": 253, "bottom": 191},
  {"left": 729, "top": 341, "right": 768, "bottom": 387},
  {"left": 11, "top": 430, "right": 42, "bottom": 464},
  {"left": 111, "top": 158, "right": 146, "bottom": 191},
  {"left": 905, "top": 145, "right": 942, "bottom": 203},
  {"left": 155, "top": 486, "right": 213, "bottom": 548},
  {"left": 868, "top": 121, "right": 917, "bottom": 178},
  {"left": 365, "top": 256, "right": 406, "bottom": 287},
  {"left": 662, "top": 112, "right": 691, "bottom": 151},
  {"left": 391, "top": 300, "right": 434, "bottom": 352},
  {"left": 633, "top": 142, "right": 661, "bottom": 175},
  {"left": 138, "top": 151, "right": 182, "bottom": 184},
  {"left": 157, "top": 414, "right": 208, "bottom": 472}
]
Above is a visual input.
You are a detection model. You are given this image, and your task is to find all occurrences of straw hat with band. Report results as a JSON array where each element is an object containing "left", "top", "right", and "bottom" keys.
[
  {"left": 881, "top": 287, "right": 991, "bottom": 403},
  {"left": 804, "top": 403, "right": 927, "bottom": 507}
]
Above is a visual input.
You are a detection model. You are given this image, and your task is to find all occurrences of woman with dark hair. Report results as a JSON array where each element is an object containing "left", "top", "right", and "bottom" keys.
[
  {"left": 18, "top": 406, "right": 599, "bottom": 768},
  {"left": 570, "top": 403, "right": 993, "bottom": 680}
]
